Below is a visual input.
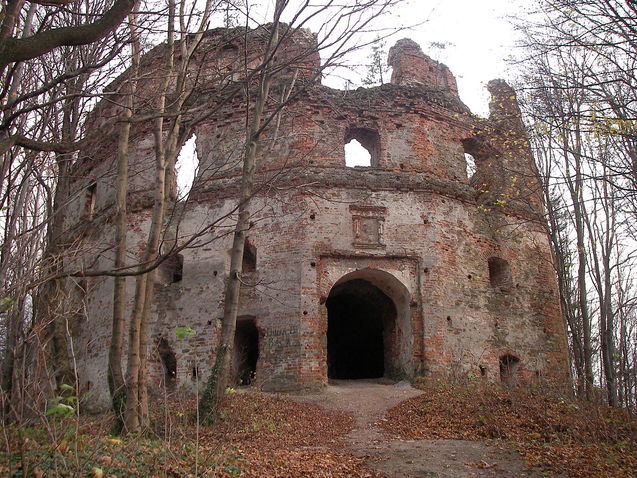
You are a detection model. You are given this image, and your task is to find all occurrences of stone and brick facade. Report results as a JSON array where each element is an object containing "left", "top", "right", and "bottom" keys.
[{"left": 67, "top": 25, "right": 570, "bottom": 409}]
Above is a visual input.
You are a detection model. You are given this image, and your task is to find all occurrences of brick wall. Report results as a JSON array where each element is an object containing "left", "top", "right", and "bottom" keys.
[{"left": 67, "top": 27, "right": 570, "bottom": 409}]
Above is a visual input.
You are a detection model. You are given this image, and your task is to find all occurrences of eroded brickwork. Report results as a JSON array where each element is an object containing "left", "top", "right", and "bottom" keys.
[{"left": 67, "top": 26, "right": 570, "bottom": 409}]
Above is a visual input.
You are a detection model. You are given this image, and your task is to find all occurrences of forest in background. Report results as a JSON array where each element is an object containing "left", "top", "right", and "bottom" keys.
[
  {"left": 0, "top": 0, "right": 635, "bottom": 444},
  {"left": 513, "top": 0, "right": 637, "bottom": 408}
]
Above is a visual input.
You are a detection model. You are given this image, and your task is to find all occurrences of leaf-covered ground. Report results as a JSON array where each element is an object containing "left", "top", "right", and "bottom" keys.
[
  {"left": 1, "top": 390, "right": 383, "bottom": 477},
  {"left": 381, "top": 381, "right": 637, "bottom": 478},
  {"left": 2, "top": 383, "right": 636, "bottom": 477}
]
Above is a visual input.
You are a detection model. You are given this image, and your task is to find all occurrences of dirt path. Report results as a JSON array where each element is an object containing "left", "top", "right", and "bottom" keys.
[{"left": 291, "top": 379, "right": 551, "bottom": 478}]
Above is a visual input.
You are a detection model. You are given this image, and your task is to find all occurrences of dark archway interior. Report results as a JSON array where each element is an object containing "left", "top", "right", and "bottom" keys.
[
  {"left": 499, "top": 354, "right": 520, "bottom": 385},
  {"left": 233, "top": 319, "right": 259, "bottom": 385},
  {"left": 157, "top": 338, "right": 177, "bottom": 390},
  {"left": 327, "top": 279, "right": 396, "bottom": 379}
]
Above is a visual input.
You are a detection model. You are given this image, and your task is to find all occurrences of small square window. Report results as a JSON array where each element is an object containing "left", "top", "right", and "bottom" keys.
[{"left": 488, "top": 257, "right": 512, "bottom": 290}]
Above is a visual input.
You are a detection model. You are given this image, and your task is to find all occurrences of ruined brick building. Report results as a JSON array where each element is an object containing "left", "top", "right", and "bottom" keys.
[{"left": 67, "top": 26, "right": 570, "bottom": 409}]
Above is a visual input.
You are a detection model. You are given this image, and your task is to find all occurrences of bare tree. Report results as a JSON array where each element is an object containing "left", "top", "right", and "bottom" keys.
[
  {"left": 1, "top": 0, "right": 406, "bottom": 429},
  {"left": 516, "top": 0, "right": 637, "bottom": 406},
  {"left": 0, "top": 0, "right": 134, "bottom": 70},
  {"left": 0, "top": 0, "right": 132, "bottom": 414}
]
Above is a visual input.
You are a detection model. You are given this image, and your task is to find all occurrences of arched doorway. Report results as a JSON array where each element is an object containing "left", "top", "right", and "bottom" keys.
[{"left": 325, "top": 268, "right": 412, "bottom": 380}]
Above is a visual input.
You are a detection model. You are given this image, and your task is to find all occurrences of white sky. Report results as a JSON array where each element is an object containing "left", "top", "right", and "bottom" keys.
[
  {"left": 325, "top": 0, "right": 527, "bottom": 117},
  {"left": 244, "top": 0, "right": 526, "bottom": 116},
  {"left": 338, "top": 0, "right": 527, "bottom": 166},
  {"left": 404, "top": 0, "right": 525, "bottom": 116}
]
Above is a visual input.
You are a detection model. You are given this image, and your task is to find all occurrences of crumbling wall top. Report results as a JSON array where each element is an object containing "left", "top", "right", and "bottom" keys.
[
  {"left": 487, "top": 79, "right": 523, "bottom": 122},
  {"left": 387, "top": 38, "right": 458, "bottom": 96}
]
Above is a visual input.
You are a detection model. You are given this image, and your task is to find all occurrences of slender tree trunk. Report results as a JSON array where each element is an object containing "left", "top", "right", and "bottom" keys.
[
  {"left": 563, "top": 125, "right": 594, "bottom": 398},
  {"left": 123, "top": 270, "right": 147, "bottom": 432},
  {"left": 123, "top": 124, "right": 168, "bottom": 432},
  {"left": 596, "top": 219, "right": 617, "bottom": 406},
  {"left": 109, "top": 13, "right": 140, "bottom": 429},
  {"left": 38, "top": 154, "right": 75, "bottom": 390},
  {"left": 123, "top": 0, "right": 178, "bottom": 432},
  {"left": 122, "top": 0, "right": 214, "bottom": 432},
  {"left": 199, "top": 6, "right": 283, "bottom": 423},
  {"left": 541, "top": 165, "right": 586, "bottom": 393},
  {"left": 0, "top": 168, "right": 31, "bottom": 401}
]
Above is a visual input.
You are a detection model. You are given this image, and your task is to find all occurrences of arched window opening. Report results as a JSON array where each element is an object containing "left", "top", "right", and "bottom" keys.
[
  {"left": 462, "top": 137, "right": 491, "bottom": 185},
  {"left": 157, "top": 338, "right": 177, "bottom": 390},
  {"left": 242, "top": 239, "right": 256, "bottom": 272},
  {"left": 345, "top": 139, "right": 371, "bottom": 167},
  {"left": 345, "top": 127, "right": 380, "bottom": 167},
  {"left": 499, "top": 354, "right": 520, "bottom": 385},
  {"left": 233, "top": 318, "right": 259, "bottom": 385},
  {"left": 488, "top": 257, "right": 512, "bottom": 290},
  {"left": 175, "top": 134, "right": 199, "bottom": 200},
  {"left": 158, "top": 254, "right": 183, "bottom": 285},
  {"left": 465, "top": 152, "right": 476, "bottom": 179}
]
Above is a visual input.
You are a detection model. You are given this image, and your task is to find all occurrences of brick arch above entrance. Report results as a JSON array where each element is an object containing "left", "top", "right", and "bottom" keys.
[{"left": 328, "top": 267, "right": 412, "bottom": 310}]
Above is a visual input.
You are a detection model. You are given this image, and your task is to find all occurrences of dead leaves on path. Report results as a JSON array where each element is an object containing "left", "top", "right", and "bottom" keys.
[
  {"left": 5, "top": 384, "right": 635, "bottom": 477},
  {"left": 199, "top": 392, "right": 385, "bottom": 477},
  {"left": 212, "top": 447, "right": 383, "bottom": 478},
  {"left": 381, "top": 381, "right": 637, "bottom": 478}
]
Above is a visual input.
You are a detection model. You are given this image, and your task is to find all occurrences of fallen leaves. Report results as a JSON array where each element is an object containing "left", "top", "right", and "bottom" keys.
[
  {"left": 3, "top": 382, "right": 634, "bottom": 477},
  {"left": 381, "top": 381, "right": 637, "bottom": 478},
  {"left": 1, "top": 390, "right": 384, "bottom": 477},
  {"left": 193, "top": 392, "right": 385, "bottom": 477}
]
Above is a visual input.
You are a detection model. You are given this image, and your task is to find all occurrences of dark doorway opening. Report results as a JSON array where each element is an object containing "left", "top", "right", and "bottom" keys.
[
  {"left": 499, "top": 354, "right": 520, "bottom": 385},
  {"left": 327, "top": 279, "right": 396, "bottom": 379},
  {"left": 233, "top": 318, "right": 259, "bottom": 385},
  {"left": 157, "top": 338, "right": 177, "bottom": 390}
]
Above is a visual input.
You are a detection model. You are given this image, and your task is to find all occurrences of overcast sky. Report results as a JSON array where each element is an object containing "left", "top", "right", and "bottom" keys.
[
  {"left": 315, "top": 0, "right": 528, "bottom": 117},
  {"left": 330, "top": 0, "right": 528, "bottom": 166},
  {"left": 405, "top": 0, "right": 525, "bottom": 116}
]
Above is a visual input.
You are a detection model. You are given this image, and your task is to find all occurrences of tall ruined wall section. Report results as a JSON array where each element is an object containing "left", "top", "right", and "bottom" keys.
[{"left": 66, "top": 25, "right": 569, "bottom": 409}]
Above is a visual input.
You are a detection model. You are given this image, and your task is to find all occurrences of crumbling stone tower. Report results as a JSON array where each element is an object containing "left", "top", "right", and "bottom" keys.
[{"left": 68, "top": 27, "right": 569, "bottom": 409}]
